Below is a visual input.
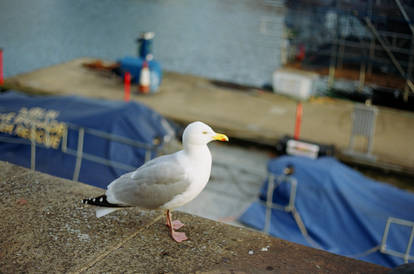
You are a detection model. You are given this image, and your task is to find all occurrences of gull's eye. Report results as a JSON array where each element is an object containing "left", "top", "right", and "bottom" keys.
[{"left": 202, "top": 131, "right": 208, "bottom": 134}]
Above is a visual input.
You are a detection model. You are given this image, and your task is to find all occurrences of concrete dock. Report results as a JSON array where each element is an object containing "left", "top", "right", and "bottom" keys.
[
  {"left": 2, "top": 58, "right": 414, "bottom": 174},
  {"left": 0, "top": 161, "right": 388, "bottom": 273}
]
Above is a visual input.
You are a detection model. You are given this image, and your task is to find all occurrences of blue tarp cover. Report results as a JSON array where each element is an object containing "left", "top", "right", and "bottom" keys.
[
  {"left": 0, "top": 91, "right": 173, "bottom": 188},
  {"left": 239, "top": 156, "right": 414, "bottom": 267}
]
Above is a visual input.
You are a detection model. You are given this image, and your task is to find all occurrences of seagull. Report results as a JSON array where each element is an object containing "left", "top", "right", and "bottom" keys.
[{"left": 82, "top": 121, "right": 229, "bottom": 242}]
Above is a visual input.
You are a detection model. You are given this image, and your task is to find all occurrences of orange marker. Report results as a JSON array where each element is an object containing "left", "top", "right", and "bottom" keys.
[
  {"left": 294, "top": 102, "right": 303, "bottom": 140},
  {"left": 124, "top": 72, "right": 131, "bottom": 101}
]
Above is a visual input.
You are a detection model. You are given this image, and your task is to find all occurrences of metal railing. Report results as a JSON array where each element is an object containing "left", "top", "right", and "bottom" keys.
[
  {"left": 261, "top": 173, "right": 321, "bottom": 249},
  {"left": 0, "top": 121, "right": 162, "bottom": 182},
  {"left": 262, "top": 171, "right": 414, "bottom": 264},
  {"left": 381, "top": 217, "right": 414, "bottom": 264}
]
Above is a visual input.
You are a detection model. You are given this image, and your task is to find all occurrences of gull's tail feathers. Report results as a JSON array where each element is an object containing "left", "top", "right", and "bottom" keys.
[
  {"left": 95, "top": 207, "right": 121, "bottom": 218},
  {"left": 82, "top": 194, "right": 126, "bottom": 218}
]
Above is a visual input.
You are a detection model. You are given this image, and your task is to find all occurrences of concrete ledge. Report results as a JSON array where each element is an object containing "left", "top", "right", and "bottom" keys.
[{"left": 0, "top": 161, "right": 388, "bottom": 273}]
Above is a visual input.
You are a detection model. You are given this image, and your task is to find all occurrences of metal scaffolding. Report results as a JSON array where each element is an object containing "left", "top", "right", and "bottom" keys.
[{"left": 284, "top": 0, "right": 414, "bottom": 100}]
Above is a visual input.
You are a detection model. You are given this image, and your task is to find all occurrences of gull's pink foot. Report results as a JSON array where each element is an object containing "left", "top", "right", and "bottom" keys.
[
  {"left": 166, "top": 209, "right": 188, "bottom": 242},
  {"left": 171, "top": 220, "right": 184, "bottom": 230},
  {"left": 165, "top": 219, "right": 184, "bottom": 230},
  {"left": 171, "top": 230, "right": 188, "bottom": 243}
]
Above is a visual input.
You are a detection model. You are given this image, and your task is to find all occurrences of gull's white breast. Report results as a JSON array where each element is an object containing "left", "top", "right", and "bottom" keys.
[{"left": 161, "top": 148, "right": 212, "bottom": 209}]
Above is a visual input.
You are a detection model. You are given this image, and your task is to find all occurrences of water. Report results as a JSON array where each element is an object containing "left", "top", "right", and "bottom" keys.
[
  {"left": 0, "top": 0, "right": 283, "bottom": 224},
  {"left": 0, "top": 0, "right": 284, "bottom": 87}
]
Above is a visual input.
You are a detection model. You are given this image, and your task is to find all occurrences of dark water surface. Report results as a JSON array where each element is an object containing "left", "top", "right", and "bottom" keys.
[{"left": 0, "top": 0, "right": 284, "bottom": 86}]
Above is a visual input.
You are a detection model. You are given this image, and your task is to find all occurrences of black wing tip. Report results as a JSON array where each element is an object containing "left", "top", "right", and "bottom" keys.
[{"left": 82, "top": 194, "right": 123, "bottom": 207}]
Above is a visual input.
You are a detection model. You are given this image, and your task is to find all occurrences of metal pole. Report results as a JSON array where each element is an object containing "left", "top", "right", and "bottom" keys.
[
  {"left": 338, "top": 35, "right": 345, "bottom": 69},
  {"left": 328, "top": 57, "right": 336, "bottom": 88},
  {"left": 380, "top": 218, "right": 392, "bottom": 252},
  {"left": 364, "top": 17, "right": 414, "bottom": 93},
  {"left": 404, "top": 37, "right": 414, "bottom": 101},
  {"left": 359, "top": 62, "right": 366, "bottom": 92},
  {"left": 61, "top": 127, "right": 68, "bottom": 152},
  {"left": 291, "top": 208, "right": 320, "bottom": 248},
  {"left": 368, "top": 0, "right": 373, "bottom": 76},
  {"left": 368, "top": 38, "right": 375, "bottom": 75},
  {"left": 404, "top": 226, "right": 414, "bottom": 263},
  {"left": 287, "top": 178, "right": 297, "bottom": 211},
  {"left": 394, "top": 0, "right": 414, "bottom": 35},
  {"left": 264, "top": 174, "right": 275, "bottom": 234},
  {"left": 281, "top": 24, "right": 288, "bottom": 66},
  {"left": 30, "top": 124, "right": 36, "bottom": 170},
  {"left": 395, "top": 0, "right": 414, "bottom": 100},
  {"left": 328, "top": 1, "right": 339, "bottom": 88},
  {"left": 73, "top": 127, "right": 85, "bottom": 182}
]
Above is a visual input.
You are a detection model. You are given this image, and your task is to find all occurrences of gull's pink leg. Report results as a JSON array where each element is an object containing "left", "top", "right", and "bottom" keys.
[
  {"left": 166, "top": 209, "right": 188, "bottom": 243},
  {"left": 165, "top": 210, "right": 172, "bottom": 227},
  {"left": 166, "top": 210, "right": 185, "bottom": 230}
]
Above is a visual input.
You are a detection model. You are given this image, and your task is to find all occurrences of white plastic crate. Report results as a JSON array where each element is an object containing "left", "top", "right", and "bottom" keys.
[{"left": 272, "top": 68, "right": 319, "bottom": 100}]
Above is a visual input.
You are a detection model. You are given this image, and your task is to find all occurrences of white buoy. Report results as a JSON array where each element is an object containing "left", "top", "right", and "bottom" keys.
[{"left": 139, "top": 61, "right": 150, "bottom": 94}]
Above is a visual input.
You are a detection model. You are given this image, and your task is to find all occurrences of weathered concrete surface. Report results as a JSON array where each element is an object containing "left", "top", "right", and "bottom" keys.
[
  {"left": 2, "top": 58, "right": 414, "bottom": 173},
  {"left": 0, "top": 161, "right": 160, "bottom": 273},
  {"left": 0, "top": 161, "right": 388, "bottom": 273}
]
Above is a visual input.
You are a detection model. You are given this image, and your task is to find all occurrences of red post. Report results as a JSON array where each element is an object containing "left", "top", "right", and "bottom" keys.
[
  {"left": 0, "top": 48, "right": 3, "bottom": 85},
  {"left": 294, "top": 102, "right": 303, "bottom": 140},
  {"left": 124, "top": 72, "right": 131, "bottom": 102}
]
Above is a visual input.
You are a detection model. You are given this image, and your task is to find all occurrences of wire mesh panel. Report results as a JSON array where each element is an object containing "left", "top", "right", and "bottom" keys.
[
  {"left": 347, "top": 103, "right": 378, "bottom": 158},
  {"left": 351, "top": 104, "right": 378, "bottom": 136}
]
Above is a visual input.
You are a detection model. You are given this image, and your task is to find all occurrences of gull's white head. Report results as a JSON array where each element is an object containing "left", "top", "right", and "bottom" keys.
[{"left": 182, "top": 121, "right": 229, "bottom": 146}]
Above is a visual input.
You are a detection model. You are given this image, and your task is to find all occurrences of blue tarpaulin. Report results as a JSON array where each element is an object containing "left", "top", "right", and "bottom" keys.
[
  {"left": 0, "top": 91, "right": 174, "bottom": 188},
  {"left": 239, "top": 156, "right": 414, "bottom": 267}
]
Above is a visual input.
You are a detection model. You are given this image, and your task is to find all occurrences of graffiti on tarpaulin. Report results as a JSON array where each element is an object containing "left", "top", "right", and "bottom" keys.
[{"left": 0, "top": 107, "right": 67, "bottom": 149}]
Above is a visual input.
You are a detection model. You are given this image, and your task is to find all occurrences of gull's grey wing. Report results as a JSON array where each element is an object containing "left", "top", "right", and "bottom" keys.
[{"left": 106, "top": 153, "right": 191, "bottom": 209}]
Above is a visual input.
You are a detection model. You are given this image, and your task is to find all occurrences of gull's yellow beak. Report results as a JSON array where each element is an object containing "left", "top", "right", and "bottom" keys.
[{"left": 213, "top": 133, "right": 229, "bottom": 142}]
